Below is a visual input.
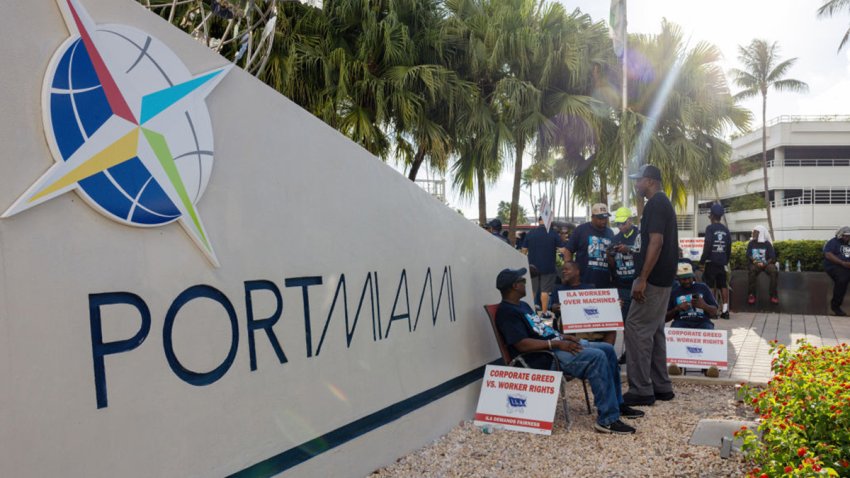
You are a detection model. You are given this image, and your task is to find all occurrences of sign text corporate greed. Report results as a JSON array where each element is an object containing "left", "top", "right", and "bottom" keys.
[{"left": 89, "top": 266, "right": 457, "bottom": 408}]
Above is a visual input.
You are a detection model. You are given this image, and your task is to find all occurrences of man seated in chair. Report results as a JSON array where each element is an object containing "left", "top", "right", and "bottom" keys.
[
  {"left": 665, "top": 262, "right": 720, "bottom": 378},
  {"left": 494, "top": 267, "right": 642, "bottom": 435}
]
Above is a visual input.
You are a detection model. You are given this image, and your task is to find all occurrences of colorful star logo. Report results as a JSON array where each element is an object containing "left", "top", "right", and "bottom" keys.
[{"left": 3, "top": 0, "right": 231, "bottom": 266}]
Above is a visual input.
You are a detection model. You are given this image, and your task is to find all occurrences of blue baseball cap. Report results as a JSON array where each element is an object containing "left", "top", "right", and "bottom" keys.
[
  {"left": 496, "top": 268, "right": 527, "bottom": 290},
  {"left": 710, "top": 204, "right": 725, "bottom": 217}
]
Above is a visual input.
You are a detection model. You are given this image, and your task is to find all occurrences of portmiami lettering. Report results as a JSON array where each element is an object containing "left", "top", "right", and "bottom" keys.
[{"left": 89, "top": 266, "right": 457, "bottom": 409}]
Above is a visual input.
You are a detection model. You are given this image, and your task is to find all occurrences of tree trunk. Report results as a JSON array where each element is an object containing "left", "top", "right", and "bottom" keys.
[
  {"left": 599, "top": 174, "right": 609, "bottom": 205},
  {"left": 406, "top": 145, "right": 427, "bottom": 181},
  {"left": 508, "top": 141, "right": 525, "bottom": 246},
  {"left": 761, "top": 94, "right": 775, "bottom": 239},
  {"left": 477, "top": 167, "right": 487, "bottom": 226}
]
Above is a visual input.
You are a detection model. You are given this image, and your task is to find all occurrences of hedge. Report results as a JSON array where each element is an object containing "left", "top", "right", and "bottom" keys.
[{"left": 729, "top": 240, "right": 827, "bottom": 272}]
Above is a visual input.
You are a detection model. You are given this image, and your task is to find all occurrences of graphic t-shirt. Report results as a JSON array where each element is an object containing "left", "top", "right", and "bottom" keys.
[
  {"left": 611, "top": 226, "right": 639, "bottom": 288},
  {"left": 636, "top": 191, "right": 678, "bottom": 286},
  {"left": 700, "top": 223, "right": 732, "bottom": 266},
  {"left": 524, "top": 226, "right": 566, "bottom": 274},
  {"left": 823, "top": 238, "right": 850, "bottom": 271},
  {"left": 566, "top": 222, "right": 614, "bottom": 288},
  {"left": 495, "top": 301, "right": 559, "bottom": 369},
  {"left": 668, "top": 282, "right": 717, "bottom": 323},
  {"left": 746, "top": 240, "right": 776, "bottom": 264}
]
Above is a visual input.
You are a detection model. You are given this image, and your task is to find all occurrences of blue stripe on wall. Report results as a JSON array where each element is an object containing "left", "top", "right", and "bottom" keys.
[{"left": 228, "top": 359, "right": 501, "bottom": 478}]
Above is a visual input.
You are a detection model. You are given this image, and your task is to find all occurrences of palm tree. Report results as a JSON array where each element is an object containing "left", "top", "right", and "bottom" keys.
[
  {"left": 730, "top": 39, "right": 808, "bottom": 238},
  {"left": 817, "top": 0, "right": 850, "bottom": 51}
]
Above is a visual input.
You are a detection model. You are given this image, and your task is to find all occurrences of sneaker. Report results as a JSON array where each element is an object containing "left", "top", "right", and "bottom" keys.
[
  {"left": 747, "top": 294, "right": 756, "bottom": 305},
  {"left": 720, "top": 311, "right": 730, "bottom": 320},
  {"left": 704, "top": 366, "right": 720, "bottom": 378},
  {"left": 618, "top": 352, "right": 627, "bottom": 365},
  {"left": 831, "top": 305, "right": 847, "bottom": 317},
  {"left": 594, "top": 419, "right": 636, "bottom": 435},
  {"left": 668, "top": 364, "right": 682, "bottom": 376},
  {"left": 770, "top": 296, "right": 779, "bottom": 305},
  {"left": 654, "top": 390, "right": 675, "bottom": 401},
  {"left": 619, "top": 405, "right": 645, "bottom": 419},
  {"left": 622, "top": 392, "right": 655, "bottom": 406}
]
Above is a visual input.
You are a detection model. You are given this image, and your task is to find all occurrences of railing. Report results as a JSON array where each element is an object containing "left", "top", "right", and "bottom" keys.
[
  {"left": 769, "top": 188, "right": 850, "bottom": 207},
  {"left": 764, "top": 114, "right": 850, "bottom": 128},
  {"left": 783, "top": 158, "right": 850, "bottom": 167},
  {"left": 676, "top": 214, "right": 694, "bottom": 231},
  {"left": 415, "top": 179, "right": 446, "bottom": 203}
]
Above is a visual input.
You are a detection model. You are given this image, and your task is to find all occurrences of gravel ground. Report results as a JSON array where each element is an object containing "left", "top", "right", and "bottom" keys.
[{"left": 371, "top": 382, "right": 751, "bottom": 477}]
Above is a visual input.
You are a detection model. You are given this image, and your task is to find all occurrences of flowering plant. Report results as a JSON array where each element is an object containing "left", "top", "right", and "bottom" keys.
[{"left": 738, "top": 340, "right": 850, "bottom": 477}]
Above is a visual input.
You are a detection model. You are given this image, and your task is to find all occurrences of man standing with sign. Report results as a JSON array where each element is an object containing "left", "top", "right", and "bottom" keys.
[
  {"left": 494, "top": 268, "right": 642, "bottom": 434},
  {"left": 665, "top": 263, "right": 720, "bottom": 378},
  {"left": 623, "top": 164, "right": 678, "bottom": 407}
]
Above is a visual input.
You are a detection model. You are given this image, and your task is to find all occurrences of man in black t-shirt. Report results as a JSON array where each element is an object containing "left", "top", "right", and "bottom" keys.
[
  {"left": 699, "top": 204, "right": 732, "bottom": 319},
  {"left": 564, "top": 203, "right": 614, "bottom": 289},
  {"left": 622, "top": 164, "right": 678, "bottom": 407},
  {"left": 493, "top": 267, "right": 641, "bottom": 434},
  {"left": 823, "top": 227, "right": 850, "bottom": 316}
]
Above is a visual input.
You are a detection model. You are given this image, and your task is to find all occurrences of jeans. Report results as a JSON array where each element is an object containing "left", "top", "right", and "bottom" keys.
[
  {"left": 553, "top": 340, "right": 622, "bottom": 426},
  {"left": 827, "top": 267, "right": 850, "bottom": 309},
  {"left": 671, "top": 319, "right": 715, "bottom": 329}
]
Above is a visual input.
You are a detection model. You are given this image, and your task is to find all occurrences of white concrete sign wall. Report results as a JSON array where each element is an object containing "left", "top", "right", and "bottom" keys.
[{"left": 0, "top": 1, "right": 526, "bottom": 476}]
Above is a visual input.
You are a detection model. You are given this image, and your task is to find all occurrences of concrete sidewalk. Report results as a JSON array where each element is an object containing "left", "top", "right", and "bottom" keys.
[
  {"left": 614, "top": 312, "right": 850, "bottom": 386},
  {"left": 710, "top": 312, "right": 850, "bottom": 384}
]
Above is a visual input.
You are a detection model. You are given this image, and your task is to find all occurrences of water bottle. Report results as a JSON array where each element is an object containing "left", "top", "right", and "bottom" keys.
[
  {"left": 785, "top": 259, "right": 790, "bottom": 272},
  {"left": 796, "top": 260, "right": 802, "bottom": 272}
]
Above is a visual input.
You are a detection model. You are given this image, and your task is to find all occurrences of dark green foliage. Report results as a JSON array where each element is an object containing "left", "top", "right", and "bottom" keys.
[{"left": 730, "top": 240, "right": 826, "bottom": 271}]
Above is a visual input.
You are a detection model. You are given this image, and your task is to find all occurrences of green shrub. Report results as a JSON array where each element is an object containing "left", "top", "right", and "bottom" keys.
[
  {"left": 730, "top": 240, "right": 826, "bottom": 271},
  {"left": 738, "top": 340, "right": 850, "bottom": 477},
  {"left": 729, "top": 193, "right": 768, "bottom": 212}
]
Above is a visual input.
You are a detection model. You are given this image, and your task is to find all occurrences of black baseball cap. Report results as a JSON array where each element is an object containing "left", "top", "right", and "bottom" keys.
[
  {"left": 496, "top": 267, "right": 527, "bottom": 290},
  {"left": 628, "top": 164, "right": 662, "bottom": 181}
]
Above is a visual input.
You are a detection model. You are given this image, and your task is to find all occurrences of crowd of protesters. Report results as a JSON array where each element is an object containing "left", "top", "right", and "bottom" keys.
[{"left": 488, "top": 163, "right": 850, "bottom": 434}]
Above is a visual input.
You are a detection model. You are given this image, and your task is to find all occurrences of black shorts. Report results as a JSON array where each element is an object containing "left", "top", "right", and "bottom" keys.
[{"left": 703, "top": 262, "right": 727, "bottom": 289}]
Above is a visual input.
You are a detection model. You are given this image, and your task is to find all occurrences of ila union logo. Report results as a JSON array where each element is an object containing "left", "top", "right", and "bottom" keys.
[{"left": 3, "top": 0, "right": 231, "bottom": 266}]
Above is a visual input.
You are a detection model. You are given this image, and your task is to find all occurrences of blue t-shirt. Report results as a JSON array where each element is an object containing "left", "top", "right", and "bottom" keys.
[
  {"left": 700, "top": 223, "right": 732, "bottom": 266},
  {"left": 823, "top": 238, "right": 850, "bottom": 271},
  {"left": 566, "top": 222, "right": 614, "bottom": 288},
  {"left": 611, "top": 226, "right": 639, "bottom": 288},
  {"left": 668, "top": 282, "right": 717, "bottom": 323},
  {"left": 495, "top": 300, "right": 559, "bottom": 369},
  {"left": 746, "top": 240, "right": 776, "bottom": 264},
  {"left": 523, "top": 225, "right": 565, "bottom": 274}
]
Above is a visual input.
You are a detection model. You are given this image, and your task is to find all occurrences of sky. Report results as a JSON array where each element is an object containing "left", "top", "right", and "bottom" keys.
[{"left": 398, "top": 0, "right": 850, "bottom": 220}]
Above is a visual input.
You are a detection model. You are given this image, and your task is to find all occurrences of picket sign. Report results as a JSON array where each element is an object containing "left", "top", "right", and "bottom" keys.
[
  {"left": 558, "top": 288, "right": 623, "bottom": 333},
  {"left": 665, "top": 328, "right": 728, "bottom": 369},
  {"left": 473, "top": 365, "right": 562, "bottom": 435},
  {"left": 679, "top": 238, "right": 705, "bottom": 263}
]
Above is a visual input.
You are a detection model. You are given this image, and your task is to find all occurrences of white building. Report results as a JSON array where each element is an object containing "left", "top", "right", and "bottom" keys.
[{"left": 697, "top": 116, "right": 850, "bottom": 241}]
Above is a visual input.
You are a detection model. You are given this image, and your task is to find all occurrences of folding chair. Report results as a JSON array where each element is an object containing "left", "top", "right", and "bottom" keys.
[{"left": 484, "top": 304, "right": 592, "bottom": 430}]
